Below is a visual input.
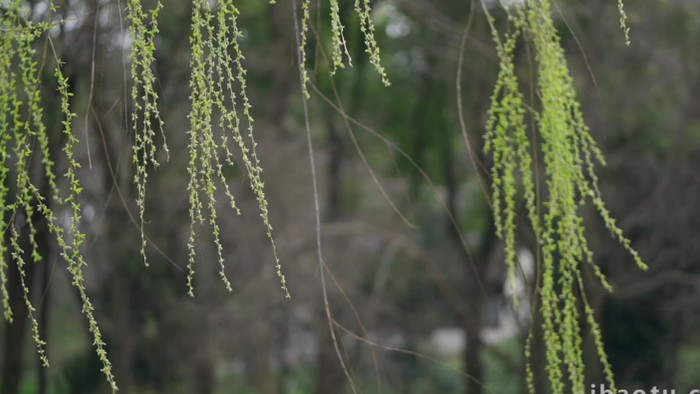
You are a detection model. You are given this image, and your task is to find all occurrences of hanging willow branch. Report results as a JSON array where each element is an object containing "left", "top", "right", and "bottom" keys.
[
  {"left": 618, "top": 0, "right": 631, "bottom": 46},
  {"left": 296, "top": 0, "right": 390, "bottom": 99},
  {"left": 0, "top": 2, "right": 117, "bottom": 391},
  {"left": 126, "top": 0, "right": 168, "bottom": 266},
  {"left": 481, "top": 1, "right": 645, "bottom": 393},
  {"left": 184, "top": 0, "right": 289, "bottom": 297}
]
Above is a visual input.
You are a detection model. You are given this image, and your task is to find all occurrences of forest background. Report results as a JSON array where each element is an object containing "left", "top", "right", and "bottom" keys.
[{"left": 1, "top": 0, "right": 700, "bottom": 394}]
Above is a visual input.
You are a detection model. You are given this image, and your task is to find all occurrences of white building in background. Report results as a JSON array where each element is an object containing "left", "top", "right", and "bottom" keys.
[
  {"left": 484, "top": 0, "right": 527, "bottom": 8},
  {"left": 276, "top": 248, "right": 536, "bottom": 367},
  {"left": 428, "top": 248, "right": 535, "bottom": 358}
]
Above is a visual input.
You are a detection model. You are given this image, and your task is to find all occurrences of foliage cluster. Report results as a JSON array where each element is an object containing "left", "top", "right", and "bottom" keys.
[
  {"left": 482, "top": 0, "right": 645, "bottom": 393},
  {"left": 0, "top": 2, "right": 116, "bottom": 391},
  {"left": 1, "top": 0, "right": 388, "bottom": 391},
  {"left": 0, "top": 0, "right": 645, "bottom": 393}
]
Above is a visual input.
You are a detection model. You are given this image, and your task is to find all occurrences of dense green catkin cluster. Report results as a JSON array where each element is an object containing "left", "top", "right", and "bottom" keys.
[
  {"left": 186, "top": 0, "right": 289, "bottom": 297},
  {"left": 297, "top": 0, "right": 312, "bottom": 98},
  {"left": 618, "top": 0, "right": 631, "bottom": 46},
  {"left": 0, "top": 2, "right": 117, "bottom": 392},
  {"left": 296, "top": 0, "right": 390, "bottom": 97},
  {"left": 329, "top": 0, "right": 351, "bottom": 73},
  {"left": 354, "top": 0, "right": 389, "bottom": 86},
  {"left": 126, "top": 0, "right": 168, "bottom": 266},
  {"left": 483, "top": 1, "right": 645, "bottom": 393},
  {"left": 124, "top": 0, "right": 288, "bottom": 296}
]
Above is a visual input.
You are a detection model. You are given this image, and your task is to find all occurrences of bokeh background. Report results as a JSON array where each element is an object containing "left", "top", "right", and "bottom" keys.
[{"left": 2, "top": 0, "right": 700, "bottom": 393}]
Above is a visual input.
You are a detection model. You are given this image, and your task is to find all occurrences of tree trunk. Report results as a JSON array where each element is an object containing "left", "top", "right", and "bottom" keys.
[
  {"left": 314, "top": 318, "right": 347, "bottom": 394},
  {"left": 439, "top": 100, "right": 492, "bottom": 394},
  {"left": 463, "top": 302, "right": 484, "bottom": 394},
  {"left": 1, "top": 248, "right": 36, "bottom": 394},
  {"left": 314, "top": 108, "right": 347, "bottom": 394},
  {"left": 37, "top": 251, "right": 52, "bottom": 394},
  {"left": 1, "top": 208, "right": 50, "bottom": 394},
  {"left": 246, "top": 320, "right": 275, "bottom": 394}
]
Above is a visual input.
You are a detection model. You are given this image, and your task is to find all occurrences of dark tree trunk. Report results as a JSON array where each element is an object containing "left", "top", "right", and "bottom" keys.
[
  {"left": 313, "top": 108, "right": 347, "bottom": 394},
  {"left": 442, "top": 120, "right": 490, "bottom": 394},
  {"left": 37, "top": 251, "right": 52, "bottom": 394},
  {"left": 246, "top": 321, "right": 275, "bottom": 394},
  {"left": 445, "top": 67, "right": 500, "bottom": 393},
  {"left": 1, "top": 248, "right": 36, "bottom": 394},
  {"left": 1, "top": 206, "right": 51, "bottom": 394},
  {"left": 314, "top": 317, "right": 347, "bottom": 394}
]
